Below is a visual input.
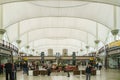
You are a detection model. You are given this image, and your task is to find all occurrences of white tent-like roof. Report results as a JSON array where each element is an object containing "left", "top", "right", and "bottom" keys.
[{"left": 0, "top": 0, "right": 120, "bottom": 56}]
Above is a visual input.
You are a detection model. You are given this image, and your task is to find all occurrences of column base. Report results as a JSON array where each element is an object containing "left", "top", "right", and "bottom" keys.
[{"left": 0, "top": 29, "right": 6, "bottom": 34}]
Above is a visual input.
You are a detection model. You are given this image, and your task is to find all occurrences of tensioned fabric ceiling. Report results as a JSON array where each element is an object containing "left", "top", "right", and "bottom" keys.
[{"left": 0, "top": 0, "right": 120, "bottom": 55}]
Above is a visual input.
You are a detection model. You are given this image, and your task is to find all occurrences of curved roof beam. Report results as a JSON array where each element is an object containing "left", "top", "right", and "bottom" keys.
[
  {"left": 20, "top": 27, "right": 96, "bottom": 38},
  {"left": 33, "top": 44, "right": 83, "bottom": 49},
  {"left": 21, "top": 38, "right": 89, "bottom": 47},
  {"left": 5, "top": 16, "right": 111, "bottom": 30},
  {"left": 21, "top": 38, "right": 90, "bottom": 48},
  {"left": 18, "top": 28, "right": 98, "bottom": 46},
  {"left": 20, "top": 37, "right": 95, "bottom": 48},
  {"left": 18, "top": 28, "right": 106, "bottom": 47},
  {"left": 0, "top": 0, "right": 120, "bottom": 7},
  {"left": 34, "top": 44, "right": 84, "bottom": 49}
]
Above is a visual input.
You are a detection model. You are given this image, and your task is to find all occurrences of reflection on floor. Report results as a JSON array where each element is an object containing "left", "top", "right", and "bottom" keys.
[{"left": 0, "top": 69, "right": 120, "bottom": 80}]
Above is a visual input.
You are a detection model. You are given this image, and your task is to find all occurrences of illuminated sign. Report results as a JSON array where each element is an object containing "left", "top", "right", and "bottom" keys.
[{"left": 109, "top": 40, "right": 120, "bottom": 47}]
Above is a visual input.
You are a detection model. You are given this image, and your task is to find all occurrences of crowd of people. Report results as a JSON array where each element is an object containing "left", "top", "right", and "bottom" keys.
[
  {"left": 0, "top": 60, "right": 41, "bottom": 80},
  {"left": 0, "top": 60, "right": 103, "bottom": 80},
  {"left": 0, "top": 60, "right": 16, "bottom": 80}
]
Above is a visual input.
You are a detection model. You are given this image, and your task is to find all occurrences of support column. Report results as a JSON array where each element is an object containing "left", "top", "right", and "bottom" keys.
[
  {"left": 72, "top": 52, "right": 76, "bottom": 65},
  {"left": 94, "top": 23, "right": 100, "bottom": 57},
  {"left": 16, "top": 23, "right": 22, "bottom": 61},
  {"left": 36, "top": 51, "right": 38, "bottom": 56},
  {"left": 41, "top": 52, "right": 45, "bottom": 64},
  {"left": 80, "top": 49, "right": 83, "bottom": 52},
  {"left": 32, "top": 41, "right": 35, "bottom": 55},
  {"left": 80, "top": 42, "right": 83, "bottom": 52},
  {"left": 32, "top": 49, "right": 35, "bottom": 55},
  {"left": 16, "top": 40, "right": 21, "bottom": 48},
  {"left": 111, "top": 29, "right": 119, "bottom": 40},
  {"left": 0, "top": 5, "right": 6, "bottom": 40},
  {"left": 56, "top": 52, "right": 60, "bottom": 65},
  {"left": 111, "top": 6, "right": 119, "bottom": 41},
  {"left": 86, "top": 33, "right": 89, "bottom": 56},
  {"left": 26, "top": 45, "right": 30, "bottom": 56},
  {"left": 16, "top": 40, "right": 21, "bottom": 59},
  {"left": 105, "top": 47, "right": 108, "bottom": 69},
  {"left": 16, "top": 23, "right": 21, "bottom": 49},
  {"left": 26, "top": 32, "right": 30, "bottom": 56},
  {"left": 0, "top": 29, "right": 6, "bottom": 40},
  {"left": 94, "top": 40, "right": 100, "bottom": 56},
  {"left": 86, "top": 45, "right": 89, "bottom": 56}
]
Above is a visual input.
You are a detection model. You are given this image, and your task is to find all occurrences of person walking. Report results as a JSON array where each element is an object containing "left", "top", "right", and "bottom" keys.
[
  {"left": 65, "top": 65, "right": 70, "bottom": 77},
  {"left": 4, "top": 60, "right": 13, "bottom": 80},
  {"left": 85, "top": 64, "right": 92, "bottom": 80},
  {"left": 22, "top": 62, "right": 29, "bottom": 75},
  {"left": 47, "top": 63, "right": 52, "bottom": 76},
  {"left": 98, "top": 62, "right": 102, "bottom": 70}
]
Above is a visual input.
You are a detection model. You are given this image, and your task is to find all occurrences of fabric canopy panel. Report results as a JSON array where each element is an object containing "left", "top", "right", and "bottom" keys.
[
  {"left": 3, "top": 1, "right": 115, "bottom": 29},
  {"left": 1, "top": 0, "right": 120, "bottom": 55},
  {"left": 28, "top": 28, "right": 89, "bottom": 44},
  {"left": 19, "top": 17, "right": 96, "bottom": 35},
  {"left": 1, "top": 0, "right": 120, "bottom": 6},
  {"left": 29, "top": 39, "right": 85, "bottom": 49},
  {"left": 6, "top": 17, "right": 109, "bottom": 48}
]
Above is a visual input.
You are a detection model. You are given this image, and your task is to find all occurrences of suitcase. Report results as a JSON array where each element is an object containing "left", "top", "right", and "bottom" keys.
[
  {"left": 73, "top": 70, "right": 80, "bottom": 75},
  {"left": 33, "top": 70, "right": 39, "bottom": 76}
]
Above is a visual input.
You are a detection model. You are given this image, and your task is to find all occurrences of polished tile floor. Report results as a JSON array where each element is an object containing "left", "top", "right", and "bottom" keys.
[{"left": 0, "top": 69, "right": 120, "bottom": 80}]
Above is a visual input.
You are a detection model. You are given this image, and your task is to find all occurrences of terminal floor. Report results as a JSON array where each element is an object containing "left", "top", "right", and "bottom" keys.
[{"left": 0, "top": 69, "right": 120, "bottom": 80}]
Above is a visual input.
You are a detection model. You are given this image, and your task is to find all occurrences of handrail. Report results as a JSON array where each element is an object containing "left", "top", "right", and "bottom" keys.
[
  {"left": 108, "top": 46, "right": 120, "bottom": 52},
  {"left": 0, "top": 40, "right": 18, "bottom": 52},
  {"left": 99, "top": 44, "right": 120, "bottom": 54}
]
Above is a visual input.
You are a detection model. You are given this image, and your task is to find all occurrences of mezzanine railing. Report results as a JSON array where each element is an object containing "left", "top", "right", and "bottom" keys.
[{"left": 0, "top": 40, "right": 18, "bottom": 53}]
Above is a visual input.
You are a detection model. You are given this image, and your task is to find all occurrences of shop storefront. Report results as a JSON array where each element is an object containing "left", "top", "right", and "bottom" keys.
[
  {"left": 98, "top": 40, "right": 120, "bottom": 69},
  {"left": 107, "top": 40, "right": 120, "bottom": 69},
  {"left": 0, "top": 40, "right": 18, "bottom": 65},
  {"left": 108, "top": 50, "right": 120, "bottom": 69},
  {"left": 0, "top": 49, "right": 12, "bottom": 64}
]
